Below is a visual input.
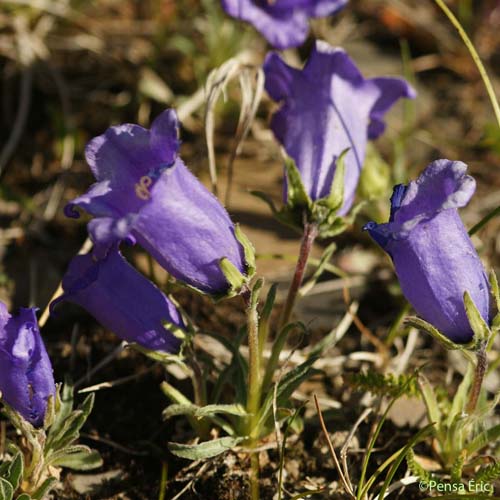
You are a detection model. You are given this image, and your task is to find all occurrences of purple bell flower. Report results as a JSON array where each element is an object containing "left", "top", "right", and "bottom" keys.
[
  {"left": 51, "top": 247, "right": 184, "bottom": 353},
  {"left": 221, "top": 0, "right": 348, "bottom": 49},
  {"left": 264, "top": 41, "right": 416, "bottom": 215},
  {"left": 0, "top": 303, "right": 55, "bottom": 427},
  {"left": 65, "top": 109, "right": 249, "bottom": 296},
  {"left": 364, "top": 159, "right": 491, "bottom": 344}
]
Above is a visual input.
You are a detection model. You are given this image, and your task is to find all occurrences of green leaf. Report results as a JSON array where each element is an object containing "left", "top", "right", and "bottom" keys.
[
  {"left": 447, "top": 363, "right": 474, "bottom": 427},
  {"left": 261, "top": 321, "right": 308, "bottom": 393},
  {"left": 463, "top": 291, "right": 491, "bottom": 346},
  {"left": 31, "top": 477, "right": 57, "bottom": 500},
  {"left": 465, "top": 423, "right": 500, "bottom": 455},
  {"left": 208, "top": 328, "right": 248, "bottom": 405},
  {"left": 161, "top": 381, "right": 192, "bottom": 406},
  {"left": 375, "top": 424, "right": 435, "bottom": 500},
  {"left": 258, "top": 283, "right": 278, "bottom": 357},
  {"left": 0, "top": 478, "right": 13, "bottom": 500},
  {"left": 168, "top": 437, "right": 244, "bottom": 460},
  {"left": 16, "top": 494, "right": 31, "bottom": 500},
  {"left": 5, "top": 453, "right": 23, "bottom": 491},
  {"left": 299, "top": 242, "right": 337, "bottom": 297},
  {"left": 47, "top": 392, "right": 94, "bottom": 451},
  {"left": 49, "top": 450, "right": 102, "bottom": 470},
  {"left": 284, "top": 157, "right": 311, "bottom": 210},
  {"left": 219, "top": 257, "right": 246, "bottom": 295},
  {"left": 258, "top": 356, "right": 319, "bottom": 430},
  {"left": 234, "top": 224, "right": 256, "bottom": 277},
  {"left": 163, "top": 403, "right": 246, "bottom": 420},
  {"left": 418, "top": 375, "right": 442, "bottom": 427},
  {"left": 261, "top": 283, "right": 277, "bottom": 323}
]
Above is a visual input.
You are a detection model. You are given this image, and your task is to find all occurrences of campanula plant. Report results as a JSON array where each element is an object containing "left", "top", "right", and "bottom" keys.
[
  {"left": 221, "top": 0, "right": 348, "bottom": 50},
  {"left": 51, "top": 246, "right": 185, "bottom": 354},
  {"left": 256, "top": 40, "right": 415, "bottom": 329},
  {"left": 365, "top": 160, "right": 500, "bottom": 483},
  {"left": 65, "top": 109, "right": 255, "bottom": 298},
  {"left": 0, "top": 302, "right": 101, "bottom": 499}
]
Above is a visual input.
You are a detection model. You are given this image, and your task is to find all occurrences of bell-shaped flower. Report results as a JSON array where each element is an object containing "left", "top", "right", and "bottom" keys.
[
  {"left": 65, "top": 109, "right": 253, "bottom": 297},
  {"left": 0, "top": 303, "right": 55, "bottom": 427},
  {"left": 51, "top": 247, "right": 185, "bottom": 353},
  {"left": 221, "top": 0, "right": 347, "bottom": 49},
  {"left": 264, "top": 40, "right": 416, "bottom": 215},
  {"left": 364, "top": 159, "right": 491, "bottom": 344}
]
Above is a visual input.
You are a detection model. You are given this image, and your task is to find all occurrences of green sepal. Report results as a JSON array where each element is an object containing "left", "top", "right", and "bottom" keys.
[
  {"left": 314, "top": 198, "right": 365, "bottom": 239},
  {"left": 404, "top": 316, "right": 475, "bottom": 355},
  {"left": 252, "top": 153, "right": 357, "bottom": 239},
  {"left": 168, "top": 436, "right": 244, "bottom": 460},
  {"left": 161, "top": 320, "right": 187, "bottom": 341},
  {"left": 234, "top": 224, "right": 256, "bottom": 277},
  {"left": 252, "top": 157, "right": 312, "bottom": 234},
  {"left": 489, "top": 269, "right": 500, "bottom": 311},
  {"left": 489, "top": 270, "right": 500, "bottom": 336},
  {"left": 325, "top": 148, "right": 348, "bottom": 211},
  {"left": 130, "top": 343, "right": 189, "bottom": 369},
  {"left": 219, "top": 257, "right": 246, "bottom": 296},
  {"left": 284, "top": 156, "right": 312, "bottom": 211},
  {"left": 49, "top": 380, "right": 74, "bottom": 437},
  {"left": 463, "top": 291, "right": 491, "bottom": 347},
  {"left": 43, "top": 394, "right": 56, "bottom": 430}
]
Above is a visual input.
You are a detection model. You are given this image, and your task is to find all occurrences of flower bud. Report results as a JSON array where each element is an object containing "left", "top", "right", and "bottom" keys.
[{"left": 0, "top": 303, "right": 55, "bottom": 427}]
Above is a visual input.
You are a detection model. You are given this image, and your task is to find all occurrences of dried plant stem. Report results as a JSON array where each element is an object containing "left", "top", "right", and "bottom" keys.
[
  {"left": 313, "top": 395, "right": 355, "bottom": 498},
  {"left": 242, "top": 288, "right": 261, "bottom": 500},
  {"left": 434, "top": 0, "right": 500, "bottom": 128},
  {"left": 279, "top": 221, "right": 318, "bottom": 330},
  {"left": 466, "top": 341, "right": 488, "bottom": 414}
]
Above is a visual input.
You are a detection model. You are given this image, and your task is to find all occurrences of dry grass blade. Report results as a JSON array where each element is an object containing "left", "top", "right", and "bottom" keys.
[
  {"left": 225, "top": 66, "right": 264, "bottom": 206},
  {"left": 204, "top": 53, "right": 263, "bottom": 201},
  {"left": 313, "top": 394, "right": 356, "bottom": 498},
  {"left": 340, "top": 408, "right": 372, "bottom": 494}
]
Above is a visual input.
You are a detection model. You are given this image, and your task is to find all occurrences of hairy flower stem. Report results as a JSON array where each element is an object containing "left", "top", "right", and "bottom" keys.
[
  {"left": 242, "top": 288, "right": 261, "bottom": 500},
  {"left": 466, "top": 341, "right": 488, "bottom": 414},
  {"left": 279, "top": 221, "right": 318, "bottom": 330}
]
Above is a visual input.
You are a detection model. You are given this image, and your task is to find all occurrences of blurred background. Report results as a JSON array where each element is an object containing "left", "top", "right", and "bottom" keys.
[{"left": 0, "top": 0, "right": 499, "bottom": 498}]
